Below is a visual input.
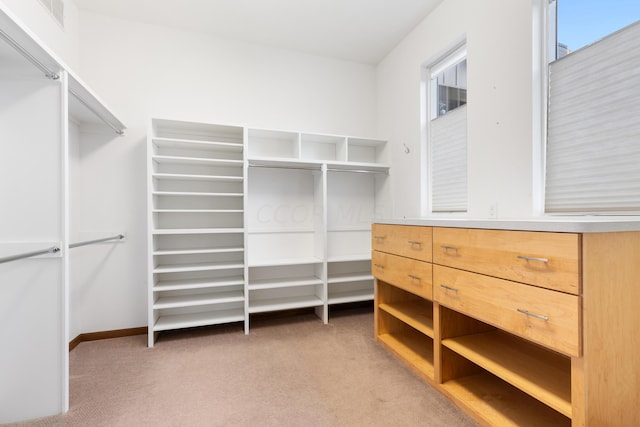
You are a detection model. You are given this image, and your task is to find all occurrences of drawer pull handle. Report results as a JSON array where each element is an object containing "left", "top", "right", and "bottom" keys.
[
  {"left": 440, "top": 245, "right": 459, "bottom": 253},
  {"left": 440, "top": 284, "right": 458, "bottom": 293},
  {"left": 408, "top": 274, "right": 421, "bottom": 281},
  {"left": 374, "top": 263, "right": 385, "bottom": 269},
  {"left": 374, "top": 235, "right": 386, "bottom": 241},
  {"left": 408, "top": 240, "right": 422, "bottom": 247},
  {"left": 517, "top": 308, "right": 549, "bottom": 321},
  {"left": 517, "top": 255, "right": 549, "bottom": 263}
]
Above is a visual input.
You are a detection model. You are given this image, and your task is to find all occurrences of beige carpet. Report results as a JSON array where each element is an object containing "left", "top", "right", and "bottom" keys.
[{"left": 9, "top": 306, "right": 477, "bottom": 427}]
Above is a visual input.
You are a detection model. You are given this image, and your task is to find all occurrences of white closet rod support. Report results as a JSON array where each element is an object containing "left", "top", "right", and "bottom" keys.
[
  {"left": 0, "top": 246, "right": 60, "bottom": 265},
  {"left": 68, "top": 89, "right": 125, "bottom": 135},
  {"left": 69, "top": 234, "right": 125, "bottom": 249},
  {"left": 0, "top": 28, "right": 59, "bottom": 80}
]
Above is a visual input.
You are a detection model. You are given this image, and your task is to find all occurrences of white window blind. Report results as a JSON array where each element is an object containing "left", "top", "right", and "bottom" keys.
[
  {"left": 431, "top": 104, "right": 467, "bottom": 212},
  {"left": 546, "top": 21, "right": 640, "bottom": 213}
]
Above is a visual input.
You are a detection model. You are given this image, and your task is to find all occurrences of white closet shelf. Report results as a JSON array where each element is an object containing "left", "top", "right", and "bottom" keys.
[
  {"left": 248, "top": 256, "right": 323, "bottom": 267},
  {"left": 248, "top": 276, "right": 323, "bottom": 291},
  {"left": 152, "top": 155, "right": 243, "bottom": 167},
  {"left": 153, "top": 137, "right": 243, "bottom": 152},
  {"left": 248, "top": 157, "right": 323, "bottom": 169},
  {"left": 152, "top": 191, "right": 243, "bottom": 197},
  {"left": 327, "top": 273, "right": 373, "bottom": 284},
  {"left": 326, "top": 161, "right": 390, "bottom": 173},
  {"left": 153, "top": 228, "right": 244, "bottom": 235},
  {"left": 248, "top": 295, "right": 324, "bottom": 313},
  {"left": 154, "top": 276, "right": 244, "bottom": 292},
  {"left": 153, "top": 290, "right": 244, "bottom": 310},
  {"left": 152, "top": 173, "right": 243, "bottom": 182},
  {"left": 153, "top": 209, "right": 244, "bottom": 213},
  {"left": 328, "top": 254, "right": 372, "bottom": 263},
  {"left": 328, "top": 289, "right": 374, "bottom": 305},
  {"left": 153, "top": 247, "right": 244, "bottom": 256},
  {"left": 153, "top": 261, "right": 244, "bottom": 274},
  {"left": 153, "top": 308, "right": 245, "bottom": 332}
]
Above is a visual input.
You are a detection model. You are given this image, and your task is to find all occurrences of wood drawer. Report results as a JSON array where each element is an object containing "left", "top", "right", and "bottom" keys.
[
  {"left": 372, "top": 251, "right": 433, "bottom": 300},
  {"left": 433, "top": 227, "right": 580, "bottom": 295},
  {"left": 372, "top": 224, "right": 432, "bottom": 262},
  {"left": 433, "top": 265, "right": 580, "bottom": 357}
]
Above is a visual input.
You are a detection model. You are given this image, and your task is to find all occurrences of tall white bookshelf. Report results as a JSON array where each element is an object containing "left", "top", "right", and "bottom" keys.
[
  {"left": 148, "top": 120, "right": 389, "bottom": 341},
  {"left": 147, "top": 119, "right": 246, "bottom": 346}
]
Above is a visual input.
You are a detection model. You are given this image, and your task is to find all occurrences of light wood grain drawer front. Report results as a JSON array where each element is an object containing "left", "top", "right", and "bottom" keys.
[
  {"left": 372, "top": 251, "right": 433, "bottom": 300},
  {"left": 433, "top": 227, "right": 580, "bottom": 295},
  {"left": 433, "top": 265, "right": 580, "bottom": 357},
  {"left": 372, "top": 224, "right": 432, "bottom": 262}
]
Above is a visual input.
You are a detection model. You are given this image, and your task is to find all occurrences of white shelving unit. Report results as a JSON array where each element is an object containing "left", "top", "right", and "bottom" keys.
[
  {"left": 147, "top": 119, "right": 246, "bottom": 346},
  {"left": 148, "top": 121, "right": 389, "bottom": 338},
  {"left": 246, "top": 127, "right": 389, "bottom": 330}
]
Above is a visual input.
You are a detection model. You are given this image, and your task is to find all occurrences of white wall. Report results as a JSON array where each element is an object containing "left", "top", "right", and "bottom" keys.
[
  {"left": 70, "top": 11, "right": 377, "bottom": 333},
  {"left": 377, "top": 0, "right": 538, "bottom": 219},
  {"left": 0, "top": 0, "right": 80, "bottom": 69}
]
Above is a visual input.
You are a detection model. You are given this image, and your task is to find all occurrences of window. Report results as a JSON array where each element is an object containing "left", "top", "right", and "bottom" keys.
[
  {"left": 545, "top": 1, "right": 640, "bottom": 213},
  {"left": 427, "top": 46, "right": 468, "bottom": 213}
]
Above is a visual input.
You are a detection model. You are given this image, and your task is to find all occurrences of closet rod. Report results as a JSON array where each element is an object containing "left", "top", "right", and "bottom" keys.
[
  {"left": 69, "top": 234, "right": 125, "bottom": 249},
  {"left": 69, "top": 89, "right": 125, "bottom": 135},
  {"left": 0, "top": 28, "right": 59, "bottom": 80},
  {"left": 0, "top": 246, "right": 60, "bottom": 265},
  {"left": 327, "top": 168, "right": 388, "bottom": 175},
  {"left": 248, "top": 163, "right": 321, "bottom": 172}
]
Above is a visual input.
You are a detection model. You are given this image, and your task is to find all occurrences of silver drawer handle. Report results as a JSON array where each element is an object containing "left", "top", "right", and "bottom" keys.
[
  {"left": 408, "top": 274, "right": 421, "bottom": 281},
  {"left": 440, "top": 245, "right": 459, "bottom": 253},
  {"left": 374, "top": 235, "right": 386, "bottom": 241},
  {"left": 374, "top": 263, "right": 385, "bottom": 269},
  {"left": 440, "top": 284, "right": 458, "bottom": 293},
  {"left": 517, "top": 308, "right": 549, "bottom": 321},
  {"left": 408, "top": 240, "right": 422, "bottom": 247},
  {"left": 517, "top": 255, "right": 549, "bottom": 263}
]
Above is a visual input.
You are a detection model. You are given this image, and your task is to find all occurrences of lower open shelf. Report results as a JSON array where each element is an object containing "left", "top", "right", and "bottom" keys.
[
  {"left": 377, "top": 332, "right": 434, "bottom": 381},
  {"left": 153, "top": 308, "right": 245, "bottom": 332},
  {"left": 441, "top": 372, "right": 571, "bottom": 427},
  {"left": 248, "top": 295, "right": 324, "bottom": 313}
]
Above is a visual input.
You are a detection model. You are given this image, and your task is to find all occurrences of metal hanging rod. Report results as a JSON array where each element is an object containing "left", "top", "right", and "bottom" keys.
[
  {"left": 0, "top": 246, "right": 60, "bottom": 265},
  {"left": 327, "top": 168, "right": 389, "bottom": 175},
  {"left": 69, "top": 234, "right": 125, "bottom": 249},
  {"left": 0, "top": 28, "right": 59, "bottom": 80},
  {"left": 248, "top": 163, "right": 321, "bottom": 172},
  {"left": 68, "top": 89, "right": 125, "bottom": 135}
]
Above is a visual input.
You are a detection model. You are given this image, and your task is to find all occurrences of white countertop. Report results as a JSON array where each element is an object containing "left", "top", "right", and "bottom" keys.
[{"left": 375, "top": 217, "right": 640, "bottom": 233}]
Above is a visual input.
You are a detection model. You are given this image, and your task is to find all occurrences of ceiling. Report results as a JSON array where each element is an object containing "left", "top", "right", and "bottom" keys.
[{"left": 73, "top": 0, "right": 443, "bottom": 64}]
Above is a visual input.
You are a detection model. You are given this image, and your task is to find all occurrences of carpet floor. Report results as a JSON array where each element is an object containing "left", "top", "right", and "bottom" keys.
[{"left": 8, "top": 306, "right": 478, "bottom": 427}]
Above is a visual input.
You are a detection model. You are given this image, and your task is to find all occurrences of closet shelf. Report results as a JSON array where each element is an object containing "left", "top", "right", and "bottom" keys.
[
  {"left": 152, "top": 155, "right": 243, "bottom": 167},
  {"left": 152, "top": 173, "right": 243, "bottom": 182},
  {"left": 153, "top": 247, "right": 244, "bottom": 256},
  {"left": 153, "top": 309, "right": 245, "bottom": 332},
  {"left": 153, "top": 137, "right": 243, "bottom": 152},
  {"left": 153, "top": 261, "right": 244, "bottom": 274},
  {"left": 442, "top": 330, "right": 572, "bottom": 417},
  {"left": 154, "top": 276, "right": 244, "bottom": 292},
  {"left": 248, "top": 157, "right": 323, "bottom": 170},
  {"left": 153, "top": 290, "right": 244, "bottom": 310},
  {"left": 152, "top": 191, "right": 243, "bottom": 197},
  {"left": 247, "top": 276, "right": 323, "bottom": 291},
  {"left": 378, "top": 332, "right": 435, "bottom": 378},
  {"left": 328, "top": 254, "right": 372, "bottom": 263},
  {"left": 379, "top": 301, "right": 434, "bottom": 338},
  {"left": 248, "top": 295, "right": 324, "bottom": 313},
  {"left": 248, "top": 256, "right": 323, "bottom": 267},
  {"left": 325, "top": 161, "right": 390, "bottom": 173},
  {"left": 328, "top": 289, "right": 374, "bottom": 304},
  {"left": 327, "top": 272, "right": 373, "bottom": 284},
  {"left": 153, "top": 228, "right": 244, "bottom": 235}
]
